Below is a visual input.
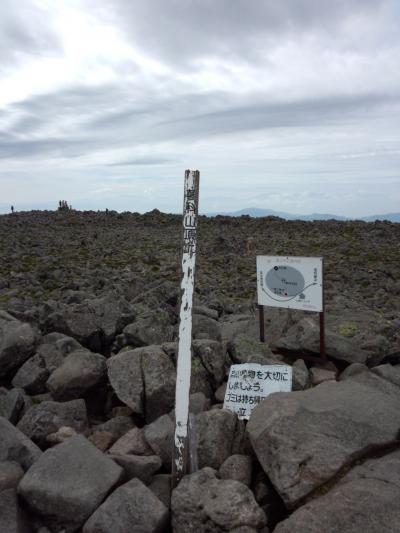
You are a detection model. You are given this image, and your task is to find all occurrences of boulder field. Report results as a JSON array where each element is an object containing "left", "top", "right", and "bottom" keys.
[{"left": 0, "top": 210, "right": 399, "bottom": 532}]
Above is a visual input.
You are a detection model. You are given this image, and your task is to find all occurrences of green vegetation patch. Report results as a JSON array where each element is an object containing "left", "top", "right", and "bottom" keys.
[{"left": 337, "top": 323, "right": 358, "bottom": 338}]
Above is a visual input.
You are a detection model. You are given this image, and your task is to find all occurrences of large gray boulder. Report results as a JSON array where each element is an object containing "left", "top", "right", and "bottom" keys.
[
  {"left": 371, "top": 363, "right": 400, "bottom": 388},
  {"left": 12, "top": 334, "right": 82, "bottom": 394},
  {"left": 17, "top": 399, "right": 88, "bottom": 446},
  {"left": 272, "top": 314, "right": 391, "bottom": 366},
  {"left": 190, "top": 352, "right": 214, "bottom": 398},
  {"left": 0, "top": 461, "right": 24, "bottom": 491},
  {"left": 44, "top": 295, "right": 134, "bottom": 351},
  {"left": 274, "top": 450, "right": 400, "bottom": 533},
  {"left": 140, "top": 345, "right": 176, "bottom": 422},
  {"left": 192, "top": 313, "right": 221, "bottom": 341},
  {"left": 11, "top": 354, "right": 49, "bottom": 394},
  {"left": 83, "top": 477, "right": 168, "bottom": 533},
  {"left": 0, "top": 488, "right": 33, "bottom": 533},
  {"left": 144, "top": 414, "right": 174, "bottom": 468},
  {"left": 108, "top": 427, "right": 153, "bottom": 456},
  {"left": 247, "top": 373, "right": 400, "bottom": 507},
  {"left": 192, "top": 339, "right": 225, "bottom": 385},
  {"left": 148, "top": 474, "right": 172, "bottom": 509},
  {"left": 0, "top": 388, "right": 25, "bottom": 424},
  {"left": 18, "top": 435, "right": 123, "bottom": 532},
  {"left": 0, "top": 311, "right": 38, "bottom": 377},
  {"left": 228, "top": 335, "right": 282, "bottom": 365},
  {"left": 0, "top": 417, "right": 42, "bottom": 470},
  {"left": 122, "top": 308, "right": 173, "bottom": 348},
  {"left": 107, "top": 349, "right": 144, "bottom": 415},
  {"left": 92, "top": 415, "right": 135, "bottom": 441},
  {"left": 37, "top": 333, "right": 82, "bottom": 372},
  {"left": 196, "top": 409, "right": 244, "bottom": 469},
  {"left": 46, "top": 349, "right": 106, "bottom": 400},
  {"left": 108, "top": 345, "right": 176, "bottom": 422},
  {"left": 219, "top": 454, "right": 253, "bottom": 487},
  {"left": 109, "top": 454, "right": 161, "bottom": 484},
  {"left": 171, "top": 467, "right": 266, "bottom": 533}
]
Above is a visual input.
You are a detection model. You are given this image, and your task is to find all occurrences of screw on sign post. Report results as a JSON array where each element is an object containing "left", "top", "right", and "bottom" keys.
[{"left": 172, "top": 170, "right": 200, "bottom": 486}]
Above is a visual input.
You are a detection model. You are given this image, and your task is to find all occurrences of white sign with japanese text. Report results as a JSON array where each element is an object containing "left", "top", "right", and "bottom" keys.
[
  {"left": 257, "top": 256, "right": 323, "bottom": 312},
  {"left": 223, "top": 363, "right": 292, "bottom": 420}
]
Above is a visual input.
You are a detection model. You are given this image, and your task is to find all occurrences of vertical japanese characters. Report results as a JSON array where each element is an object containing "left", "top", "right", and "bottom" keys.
[{"left": 173, "top": 170, "right": 200, "bottom": 483}]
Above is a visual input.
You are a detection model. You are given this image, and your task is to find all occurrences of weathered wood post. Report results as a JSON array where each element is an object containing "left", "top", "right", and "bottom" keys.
[{"left": 172, "top": 170, "right": 200, "bottom": 486}]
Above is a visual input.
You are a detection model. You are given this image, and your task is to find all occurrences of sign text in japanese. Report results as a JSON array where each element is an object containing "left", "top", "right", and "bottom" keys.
[{"left": 223, "top": 363, "right": 292, "bottom": 419}]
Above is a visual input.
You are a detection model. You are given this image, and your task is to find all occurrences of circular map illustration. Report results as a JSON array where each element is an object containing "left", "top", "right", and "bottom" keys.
[{"left": 265, "top": 265, "right": 305, "bottom": 300}]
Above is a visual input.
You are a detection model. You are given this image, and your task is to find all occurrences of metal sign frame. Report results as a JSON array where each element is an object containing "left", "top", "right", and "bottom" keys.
[{"left": 257, "top": 256, "right": 326, "bottom": 362}]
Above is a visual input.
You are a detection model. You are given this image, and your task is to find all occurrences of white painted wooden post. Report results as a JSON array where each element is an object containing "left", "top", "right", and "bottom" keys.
[{"left": 173, "top": 169, "right": 200, "bottom": 485}]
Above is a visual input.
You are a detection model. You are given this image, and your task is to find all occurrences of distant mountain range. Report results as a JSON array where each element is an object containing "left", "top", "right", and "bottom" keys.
[{"left": 206, "top": 207, "right": 400, "bottom": 222}]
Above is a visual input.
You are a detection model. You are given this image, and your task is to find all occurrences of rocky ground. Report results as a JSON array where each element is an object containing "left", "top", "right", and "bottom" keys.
[{"left": 0, "top": 209, "right": 399, "bottom": 532}]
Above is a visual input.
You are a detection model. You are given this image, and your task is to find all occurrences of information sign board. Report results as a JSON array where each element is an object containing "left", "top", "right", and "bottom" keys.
[
  {"left": 223, "top": 363, "right": 292, "bottom": 420},
  {"left": 257, "top": 256, "right": 323, "bottom": 312}
]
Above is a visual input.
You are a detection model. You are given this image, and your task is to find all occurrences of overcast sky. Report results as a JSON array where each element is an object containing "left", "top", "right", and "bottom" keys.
[{"left": 1, "top": 0, "right": 399, "bottom": 216}]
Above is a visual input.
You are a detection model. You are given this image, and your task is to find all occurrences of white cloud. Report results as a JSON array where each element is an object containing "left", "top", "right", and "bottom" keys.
[{"left": 0, "top": 0, "right": 399, "bottom": 216}]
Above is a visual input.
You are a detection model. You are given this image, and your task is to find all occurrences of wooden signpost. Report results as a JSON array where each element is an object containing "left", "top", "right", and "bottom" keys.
[{"left": 172, "top": 170, "right": 200, "bottom": 485}]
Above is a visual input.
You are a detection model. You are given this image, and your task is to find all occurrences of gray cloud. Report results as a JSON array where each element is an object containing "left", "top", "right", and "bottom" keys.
[
  {"left": 1, "top": 82, "right": 398, "bottom": 164},
  {"left": 106, "top": 157, "right": 178, "bottom": 166},
  {"left": 0, "top": 0, "right": 62, "bottom": 67},
  {"left": 100, "top": 0, "right": 383, "bottom": 65},
  {"left": 0, "top": 0, "right": 399, "bottom": 216}
]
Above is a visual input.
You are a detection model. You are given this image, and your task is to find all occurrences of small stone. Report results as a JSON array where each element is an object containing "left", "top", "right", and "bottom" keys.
[
  {"left": 0, "top": 312, "right": 38, "bottom": 378},
  {"left": 46, "top": 349, "right": 106, "bottom": 401},
  {"left": 338, "top": 363, "right": 369, "bottom": 381},
  {"left": 88, "top": 431, "right": 114, "bottom": 452},
  {"left": 0, "top": 461, "right": 24, "bottom": 491},
  {"left": 109, "top": 454, "right": 162, "bottom": 484},
  {"left": 144, "top": 414, "right": 174, "bottom": 468},
  {"left": 292, "top": 359, "right": 310, "bottom": 391},
  {"left": 0, "top": 388, "right": 25, "bottom": 424},
  {"left": 219, "top": 454, "right": 253, "bottom": 486},
  {"left": 110, "top": 406, "right": 134, "bottom": 418},
  {"left": 83, "top": 477, "right": 168, "bottom": 533},
  {"left": 17, "top": 399, "right": 88, "bottom": 447},
  {"left": 309, "top": 366, "right": 336, "bottom": 385},
  {"left": 109, "top": 427, "right": 153, "bottom": 456},
  {"left": 92, "top": 415, "right": 135, "bottom": 441},
  {"left": 0, "top": 417, "right": 42, "bottom": 470},
  {"left": 215, "top": 382, "right": 227, "bottom": 402},
  {"left": 148, "top": 474, "right": 172, "bottom": 508},
  {"left": 12, "top": 354, "right": 49, "bottom": 394},
  {"left": 46, "top": 426, "right": 77, "bottom": 445}
]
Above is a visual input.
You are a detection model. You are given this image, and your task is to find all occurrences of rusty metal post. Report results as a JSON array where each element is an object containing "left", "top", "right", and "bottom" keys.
[
  {"left": 259, "top": 305, "right": 265, "bottom": 342},
  {"left": 319, "top": 311, "right": 326, "bottom": 360},
  {"left": 319, "top": 257, "right": 326, "bottom": 360}
]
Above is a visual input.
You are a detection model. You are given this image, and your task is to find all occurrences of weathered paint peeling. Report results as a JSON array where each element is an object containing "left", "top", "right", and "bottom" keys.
[{"left": 173, "top": 170, "right": 200, "bottom": 481}]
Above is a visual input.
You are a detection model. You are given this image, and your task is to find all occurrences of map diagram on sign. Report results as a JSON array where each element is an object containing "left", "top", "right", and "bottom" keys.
[{"left": 257, "top": 256, "right": 323, "bottom": 312}]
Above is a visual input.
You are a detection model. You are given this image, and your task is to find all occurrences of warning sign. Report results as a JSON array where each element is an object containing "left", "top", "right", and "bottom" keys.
[{"left": 223, "top": 363, "right": 292, "bottom": 419}]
